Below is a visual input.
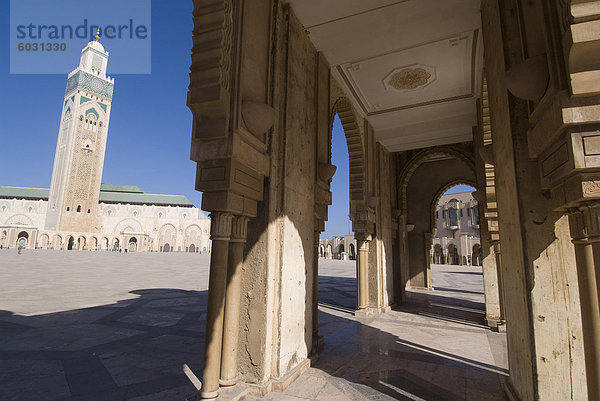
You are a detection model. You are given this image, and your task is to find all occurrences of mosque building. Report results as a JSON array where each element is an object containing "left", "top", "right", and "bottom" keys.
[{"left": 0, "top": 36, "right": 210, "bottom": 252}]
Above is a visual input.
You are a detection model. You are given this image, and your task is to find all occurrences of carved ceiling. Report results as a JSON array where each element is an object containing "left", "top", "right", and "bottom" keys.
[{"left": 288, "top": 0, "right": 483, "bottom": 152}]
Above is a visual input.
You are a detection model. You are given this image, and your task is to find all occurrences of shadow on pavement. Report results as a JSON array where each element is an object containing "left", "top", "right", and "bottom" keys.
[
  {"left": 0, "top": 279, "right": 506, "bottom": 401},
  {"left": 0, "top": 288, "right": 206, "bottom": 401}
]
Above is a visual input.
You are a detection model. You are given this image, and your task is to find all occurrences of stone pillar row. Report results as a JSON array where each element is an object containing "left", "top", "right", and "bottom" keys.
[{"left": 201, "top": 212, "right": 249, "bottom": 399}]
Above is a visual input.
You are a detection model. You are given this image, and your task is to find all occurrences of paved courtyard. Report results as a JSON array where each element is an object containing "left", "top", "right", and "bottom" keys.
[{"left": 0, "top": 250, "right": 507, "bottom": 400}]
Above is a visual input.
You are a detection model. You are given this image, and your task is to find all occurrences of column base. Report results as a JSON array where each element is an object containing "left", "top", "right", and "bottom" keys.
[
  {"left": 220, "top": 377, "right": 238, "bottom": 387},
  {"left": 211, "top": 383, "right": 248, "bottom": 400},
  {"left": 200, "top": 389, "right": 219, "bottom": 399},
  {"left": 354, "top": 306, "right": 388, "bottom": 317},
  {"left": 246, "top": 359, "right": 311, "bottom": 396},
  {"left": 485, "top": 318, "right": 506, "bottom": 332}
]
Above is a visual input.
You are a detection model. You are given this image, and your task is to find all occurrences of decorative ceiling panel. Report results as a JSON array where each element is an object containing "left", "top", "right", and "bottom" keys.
[{"left": 337, "top": 31, "right": 476, "bottom": 115}]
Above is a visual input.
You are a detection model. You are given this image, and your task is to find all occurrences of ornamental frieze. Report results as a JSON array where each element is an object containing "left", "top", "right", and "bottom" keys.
[{"left": 65, "top": 71, "right": 114, "bottom": 99}]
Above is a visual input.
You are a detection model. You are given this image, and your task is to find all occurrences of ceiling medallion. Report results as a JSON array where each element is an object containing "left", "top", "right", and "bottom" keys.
[{"left": 388, "top": 68, "right": 432, "bottom": 90}]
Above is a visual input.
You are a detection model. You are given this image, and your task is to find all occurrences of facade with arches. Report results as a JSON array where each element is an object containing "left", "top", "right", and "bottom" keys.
[
  {"left": 318, "top": 235, "right": 356, "bottom": 260},
  {"left": 0, "top": 184, "right": 210, "bottom": 253},
  {"left": 431, "top": 191, "right": 481, "bottom": 266}
]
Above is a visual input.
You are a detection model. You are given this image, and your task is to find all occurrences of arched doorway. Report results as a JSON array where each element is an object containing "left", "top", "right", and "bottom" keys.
[
  {"left": 399, "top": 147, "right": 477, "bottom": 292},
  {"left": 128, "top": 237, "right": 137, "bottom": 252},
  {"left": 52, "top": 234, "right": 62, "bottom": 250},
  {"left": 189, "top": 243, "right": 196, "bottom": 253},
  {"left": 112, "top": 238, "right": 120, "bottom": 251},
  {"left": 17, "top": 231, "right": 28, "bottom": 248},
  {"left": 349, "top": 243, "right": 355, "bottom": 260},
  {"left": 338, "top": 244, "right": 344, "bottom": 259},
  {"left": 77, "top": 236, "right": 86, "bottom": 250},
  {"left": 0, "top": 230, "right": 7, "bottom": 248},
  {"left": 39, "top": 234, "right": 49, "bottom": 249},
  {"left": 67, "top": 236, "right": 74, "bottom": 251},
  {"left": 316, "top": 110, "right": 360, "bottom": 314},
  {"left": 159, "top": 225, "right": 176, "bottom": 253},
  {"left": 433, "top": 244, "right": 443, "bottom": 264},
  {"left": 447, "top": 243, "right": 459, "bottom": 265}
]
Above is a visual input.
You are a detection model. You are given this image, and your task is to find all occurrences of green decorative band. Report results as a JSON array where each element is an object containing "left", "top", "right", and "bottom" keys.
[
  {"left": 80, "top": 96, "right": 92, "bottom": 104},
  {"left": 65, "top": 70, "right": 114, "bottom": 99}
]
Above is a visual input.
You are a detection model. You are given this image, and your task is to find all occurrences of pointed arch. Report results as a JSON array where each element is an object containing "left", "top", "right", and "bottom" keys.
[
  {"left": 114, "top": 218, "right": 143, "bottom": 234},
  {"left": 329, "top": 97, "right": 366, "bottom": 206},
  {"left": 4, "top": 214, "right": 34, "bottom": 226},
  {"left": 159, "top": 223, "right": 177, "bottom": 249},
  {"left": 398, "top": 146, "right": 476, "bottom": 214},
  {"left": 38, "top": 233, "right": 50, "bottom": 249}
]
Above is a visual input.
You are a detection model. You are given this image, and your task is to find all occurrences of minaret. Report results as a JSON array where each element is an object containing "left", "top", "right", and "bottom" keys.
[{"left": 45, "top": 30, "right": 115, "bottom": 232}]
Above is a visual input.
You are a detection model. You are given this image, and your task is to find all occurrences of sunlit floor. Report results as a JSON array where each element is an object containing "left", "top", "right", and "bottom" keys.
[
  {"left": 246, "top": 261, "right": 509, "bottom": 401},
  {"left": 0, "top": 250, "right": 507, "bottom": 401}
]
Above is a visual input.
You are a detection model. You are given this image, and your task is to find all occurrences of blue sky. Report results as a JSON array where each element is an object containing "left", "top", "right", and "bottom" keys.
[{"left": 322, "top": 116, "right": 351, "bottom": 238}]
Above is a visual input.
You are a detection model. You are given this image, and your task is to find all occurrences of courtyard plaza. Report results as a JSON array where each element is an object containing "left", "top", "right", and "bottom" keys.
[{"left": 0, "top": 250, "right": 507, "bottom": 400}]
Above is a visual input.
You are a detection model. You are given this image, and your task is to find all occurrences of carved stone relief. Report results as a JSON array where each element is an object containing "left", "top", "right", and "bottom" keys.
[{"left": 388, "top": 68, "right": 432, "bottom": 90}]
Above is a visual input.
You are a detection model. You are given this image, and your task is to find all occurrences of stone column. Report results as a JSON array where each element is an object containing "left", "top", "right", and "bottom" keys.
[
  {"left": 569, "top": 205, "right": 600, "bottom": 401},
  {"left": 357, "top": 239, "right": 370, "bottom": 309},
  {"left": 220, "top": 216, "right": 248, "bottom": 386},
  {"left": 201, "top": 212, "right": 233, "bottom": 399}
]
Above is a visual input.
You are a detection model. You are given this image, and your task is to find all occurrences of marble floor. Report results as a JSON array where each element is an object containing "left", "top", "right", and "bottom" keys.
[
  {"left": 245, "top": 261, "right": 509, "bottom": 401},
  {"left": 0, "top": 250, "right": 508, "bottom": 400}
]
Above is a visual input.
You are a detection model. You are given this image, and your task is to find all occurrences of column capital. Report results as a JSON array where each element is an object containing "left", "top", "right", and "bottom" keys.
[
  {"left": 357, "top": 239, "right": 370, "bottom": 251},
  {"left": 210, "top": 212, "right": 233, "bottom": 241},
  {"left": 568, "top": 203, "right": 600, "bottom": 242},
  {"left": 230, "top": 216, "right": 249, "bottom": 243},
  {"left": 355, "top": 233, "right": 372, "bottom": 242}
]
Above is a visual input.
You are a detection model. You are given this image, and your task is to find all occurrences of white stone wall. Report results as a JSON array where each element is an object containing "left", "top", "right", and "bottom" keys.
[{"left": 0, "top": 197, "right": 210, "bottom": 252}]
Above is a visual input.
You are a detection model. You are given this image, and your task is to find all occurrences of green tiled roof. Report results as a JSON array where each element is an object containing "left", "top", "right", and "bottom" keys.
[
  {"left": 0, "top": 184, "right": 194, "bottom": 207},
  {"left": 99, "top": 191, "right": 193, "bottom": 207},
  {"left": 0, "top": 186, "right": 49, "bottom": 200},
  {"left": 99, "top": 184, "right": 144, "bottom": 193}
]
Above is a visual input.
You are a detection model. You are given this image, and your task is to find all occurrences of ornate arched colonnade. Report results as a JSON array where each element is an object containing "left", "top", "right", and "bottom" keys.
[{"left": 187, "top": 1, "right": 600, "bottom": 400}]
